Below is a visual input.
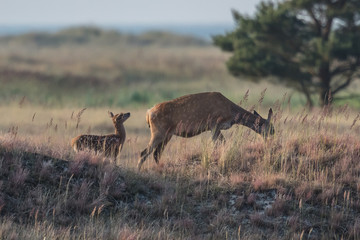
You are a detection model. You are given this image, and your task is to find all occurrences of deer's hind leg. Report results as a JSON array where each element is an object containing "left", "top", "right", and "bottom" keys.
[
  {"left": 138, "top": 133, "right": 166, "bottom": 171},
  {"left": 153, "top": 135, "right": 172, "bottom": 164}
]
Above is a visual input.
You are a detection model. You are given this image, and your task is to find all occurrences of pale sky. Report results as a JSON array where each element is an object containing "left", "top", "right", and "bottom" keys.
[{"left": 0, "top": 0, "right": 262, "bottom": 25}]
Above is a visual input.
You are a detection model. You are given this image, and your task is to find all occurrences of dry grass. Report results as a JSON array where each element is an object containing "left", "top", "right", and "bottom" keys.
[
  {"left": 0, "top": 99, "right": 359, "bottom": 239},
  {"left": 1, "top": 27, "right": 360, "bottom": 239}
]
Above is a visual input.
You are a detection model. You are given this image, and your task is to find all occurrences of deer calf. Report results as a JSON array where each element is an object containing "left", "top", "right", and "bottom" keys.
[
  {"left": 138, "top": 92, "right": 274, "bottom": 170},
  {"left": 71, "top": 111, "right": 130, "bottom": 161}
]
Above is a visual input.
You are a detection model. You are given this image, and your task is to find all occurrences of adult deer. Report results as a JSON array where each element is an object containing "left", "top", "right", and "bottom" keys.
[
  {"left": 137, "top": 92, "right": 274, "bottom": 170},
  {"left": 71, "top": 111, "right": 130, "bottom": 161}
]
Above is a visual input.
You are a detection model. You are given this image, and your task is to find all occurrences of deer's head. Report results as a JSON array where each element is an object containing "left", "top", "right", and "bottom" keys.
[
  {"left": 254, "top": 108, "right": 274, "bottom": 139},
  {"left": 108, "top": 111, "right": 131, "bottom": 126}
]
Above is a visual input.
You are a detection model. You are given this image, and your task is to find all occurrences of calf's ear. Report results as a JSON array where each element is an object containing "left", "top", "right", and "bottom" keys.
[{"left": 108, "top": 111, "right": 114, "bottom": 118}]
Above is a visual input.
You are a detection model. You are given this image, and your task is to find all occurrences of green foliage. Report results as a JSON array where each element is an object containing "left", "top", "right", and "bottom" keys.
[
  {"left": 214, "top": 0, "right": 360, "bottom": 106},
  {"left": 130, "top": 91, "right": 150, "bottom": 104}
]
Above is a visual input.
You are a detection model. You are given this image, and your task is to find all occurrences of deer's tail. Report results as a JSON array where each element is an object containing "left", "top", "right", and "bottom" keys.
[
  {"left": 71, "top": 137, "right": 80, "bottom": 152},
  {"left": 146, "top": 109, "right": 151, "bottom": 128}
]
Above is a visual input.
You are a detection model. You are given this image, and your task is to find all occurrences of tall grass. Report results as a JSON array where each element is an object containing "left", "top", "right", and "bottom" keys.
[
  {"left": 1, "top": 26, "right": 360, "bottom": 239},
  {"left": 0, "top": 91, "right": 359, "bottom": 239}
]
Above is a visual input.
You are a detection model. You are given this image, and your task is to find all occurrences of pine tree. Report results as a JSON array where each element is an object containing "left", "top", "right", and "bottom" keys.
[{"left": 214, "top": 0, "right": 360, "bottom": 107}]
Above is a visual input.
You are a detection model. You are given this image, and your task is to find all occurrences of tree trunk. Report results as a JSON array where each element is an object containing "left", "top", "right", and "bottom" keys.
[
  {"left": 303, "top": 90, "right": 314, "bottom": 109},
  {"left": 320, "top": 87, "right": 331, "bottom": 106},
  {"left": 319, "top": 62, "right": 331, "bottom": 106},
  {"left": 299, "top": 79, "right": 314, "bottom": 109},
  {"left": 303, "top": 89, "right": 314, "bottom": 109}
]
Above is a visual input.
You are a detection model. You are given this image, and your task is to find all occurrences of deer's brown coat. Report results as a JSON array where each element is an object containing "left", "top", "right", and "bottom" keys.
[{"left": 138, "top": 92, "right": 274, "bottom": 170}]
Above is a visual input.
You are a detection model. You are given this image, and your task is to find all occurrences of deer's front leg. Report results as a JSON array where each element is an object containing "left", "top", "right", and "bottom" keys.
[{"left": 211, "top": 126, "right": 225, "bottom": 143}]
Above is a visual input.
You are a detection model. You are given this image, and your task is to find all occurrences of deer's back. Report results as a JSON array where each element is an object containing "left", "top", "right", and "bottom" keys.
[
  {"left": 71, "top": 134, "right": 122, "bottom": 152},
  {"left": 147, "top": 92, "right": 238, "bottom": 133}
]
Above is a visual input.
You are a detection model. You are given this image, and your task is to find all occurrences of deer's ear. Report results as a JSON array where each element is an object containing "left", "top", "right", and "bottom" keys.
[
  {"left": 254, "top": 110, "right": 260, "bottom": 117},
  {"left": 267, "top": 108, "right": 273, "bottom": 122},
  {"left": 108, "top": 111, "right": 114, "bottom": 118}
]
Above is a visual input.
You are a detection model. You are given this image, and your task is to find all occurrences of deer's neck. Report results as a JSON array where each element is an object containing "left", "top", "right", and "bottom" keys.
[
  {"left": 232, "top": 106, "right": 266, "bottom": 134},
  {"left": 115, "top": 124, "right": 126, "bottom": 138}
]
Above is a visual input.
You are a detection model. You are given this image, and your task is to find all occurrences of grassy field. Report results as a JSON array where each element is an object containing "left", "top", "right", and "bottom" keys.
[
  {"left": 0, "top": 26, "right": 334, "bottom": 109},
  {"left": 1, "top": 101, "right": 360, "bottom": 239},
  {"left": 0, "top": 27, "right": 360, "bottom": 239}
]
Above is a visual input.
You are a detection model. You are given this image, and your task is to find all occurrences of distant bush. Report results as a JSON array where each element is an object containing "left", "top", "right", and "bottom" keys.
[
  {"left": 130, "top": 91, "right": 150, "bottom": 104},
  {"left": 0, "top": 26, "right": 208, "bottom": 47},
  {"left": 134, "top": 31, "right": 208, "bottom": 46}
]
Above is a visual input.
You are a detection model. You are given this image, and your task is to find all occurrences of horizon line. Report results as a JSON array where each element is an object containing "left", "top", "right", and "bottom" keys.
[{"left": 0, "top": 22, "right": 235, "bottom": 27}]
